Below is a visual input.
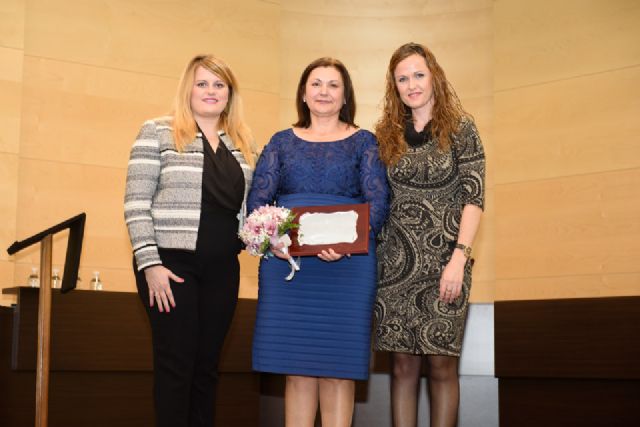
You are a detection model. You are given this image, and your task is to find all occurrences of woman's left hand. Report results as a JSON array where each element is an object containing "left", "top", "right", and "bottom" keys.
[
  {"left": 318, "top": 248, "right": 349, "bottom": 262},
  {"left": 439, "top": 252, "right": 467, "bottom": 303}
]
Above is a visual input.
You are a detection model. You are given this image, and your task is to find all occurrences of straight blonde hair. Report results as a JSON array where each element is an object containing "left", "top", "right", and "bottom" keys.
[{"left": 172, "top": 54, "right": 255, "bottom": 166}]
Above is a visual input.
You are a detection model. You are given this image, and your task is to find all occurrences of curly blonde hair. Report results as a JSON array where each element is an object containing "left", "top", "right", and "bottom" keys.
[
  {"left": 375, "top": 43, "right": 468, "bottom": 166},
  {"left": 172, "top": 54, "right": 254, "bottom": 166}
]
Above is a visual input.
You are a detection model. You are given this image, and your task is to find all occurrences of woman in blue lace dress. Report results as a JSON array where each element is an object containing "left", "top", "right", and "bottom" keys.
[{"left": 247, "top": 57, "right": 389, "bottom": 427}]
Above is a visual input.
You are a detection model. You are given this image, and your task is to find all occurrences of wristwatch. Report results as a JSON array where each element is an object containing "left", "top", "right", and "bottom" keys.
[{"left": 455, "top": 243, "right": 472, "bottom": 259}]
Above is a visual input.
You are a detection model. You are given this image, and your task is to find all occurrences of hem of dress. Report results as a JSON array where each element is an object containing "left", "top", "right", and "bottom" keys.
[
  {"left": 372, "top": 345, "right": 461, "bottom": 358},
  {"left": 253, "top": 364, "right": 369, "bottom": 381}
]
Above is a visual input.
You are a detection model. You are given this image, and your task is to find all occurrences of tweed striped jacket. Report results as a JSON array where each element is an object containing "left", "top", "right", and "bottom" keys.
[{"left": 124, "top": 116, "right": 254, "bottom": 271}]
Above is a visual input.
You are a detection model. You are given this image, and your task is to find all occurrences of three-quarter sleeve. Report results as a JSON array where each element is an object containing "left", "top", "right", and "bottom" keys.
[
  {"left": 124, "top": 120, "right": 162, "bottom": 270},
  {"left": 456, "top": 120, "right": 485, "bottom": 210},
  {"left": 359, "top": 135, "right": 390, "bottom": 235},
  {"left": 247, "top": 136, "right": 281, "bottom": 213}
]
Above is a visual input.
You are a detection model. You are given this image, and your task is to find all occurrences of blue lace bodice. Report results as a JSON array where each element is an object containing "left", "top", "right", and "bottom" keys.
[{"left": 247, "top": 128, "right": 390, "bottom": 234}]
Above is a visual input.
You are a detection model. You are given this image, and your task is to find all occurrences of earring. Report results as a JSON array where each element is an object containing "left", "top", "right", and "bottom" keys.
[
  {"left": 343, "top": 99, "right": 346, "bottom": 105},
  {"left": 303, "top": 97, "right": 306, "bottom": 103}
]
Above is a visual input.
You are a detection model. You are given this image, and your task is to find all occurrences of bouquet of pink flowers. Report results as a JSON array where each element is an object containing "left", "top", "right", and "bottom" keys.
[{"left": 239, "top": 205, "right": 300, "bottom": 280}]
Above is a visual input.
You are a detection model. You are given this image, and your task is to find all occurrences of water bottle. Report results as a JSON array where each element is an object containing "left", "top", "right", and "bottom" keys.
[
  {"left": 52, "top": 268, "right": 61, "bottom": 289},
  {"left": 90, "top": 271, "right": 103, "bottom": 291},
  {"left": 28, "top": 267, "right": 39, "bottom": 288}
]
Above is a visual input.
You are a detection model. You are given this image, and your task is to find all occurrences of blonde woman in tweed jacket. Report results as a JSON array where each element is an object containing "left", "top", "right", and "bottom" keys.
[{"left": 124, "top": 54, "right": 255, "bottom": 427}]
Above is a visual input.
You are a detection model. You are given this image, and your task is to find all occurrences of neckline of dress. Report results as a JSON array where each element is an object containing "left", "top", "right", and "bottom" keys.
[{"left": 290, "top": 127, "right": 361, "bottom": 143}]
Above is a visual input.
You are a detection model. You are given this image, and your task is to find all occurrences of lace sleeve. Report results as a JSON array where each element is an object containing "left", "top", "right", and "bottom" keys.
[
  {"left": 359, "top": 134, "right": 390, "bottom": 235},
  {"left": 247, "top": 136, "right": 281, "bottom": 213}
]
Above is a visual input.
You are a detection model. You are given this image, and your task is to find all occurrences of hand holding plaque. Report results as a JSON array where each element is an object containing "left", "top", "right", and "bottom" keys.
[{"left": 289, "top": 203, "right": 370, "bottom": 256}]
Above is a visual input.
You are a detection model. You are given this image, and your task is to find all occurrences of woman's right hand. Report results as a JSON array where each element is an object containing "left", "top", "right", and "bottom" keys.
[{"left": 143, "top": 265, "right": 184, "bottom": 312}]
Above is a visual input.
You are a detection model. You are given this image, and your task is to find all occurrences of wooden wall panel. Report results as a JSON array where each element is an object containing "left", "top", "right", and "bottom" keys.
[
  {"left": 280, "top": 6, "right": 492, "bottom": 130},
  {"left": 14, "top": 159, "right": 133, "bottom": 292},
  {"left": 20, "top": 57, "right": 174, "bottom": 168},
  {"left": 23, "top": 0, "right": 279, "bottom": 93},
  {"left": 0, "top": 0, "right": 25, "bottom": 49},
  {"left": 495, "top": 66, "right": 640, "bottom": 184},
  {"left": 0, "top": 153, "right": 19, "bottom": 254},
  {"left": 0, "top": 47, "right": 22, "bottom": 154},
  {"left": 0, "top": 47, "right": 21, "bottom": 296},
  {"left": 282, "top": 0, "right": 492, "bottom": 17},
  {"left": 495, "top": 169, "right": 640, "bottom": 280},
  {"left": 0, "top": 0, "right": 24, "bottom": 304},
  {"left": 495, "top": 0, "right": 640, "bottom": 91},
  {"left": 494, "top": 0, "right": 640, "bottom": 300},
  {"left": 496, "top": 273, "right": 640, "bottom": 302},
  {"left": 243, "top": 90, "right": 280, "bottom": 150},
  {"left": 0, "top": 154, "right": 18, "bottom": 305}
]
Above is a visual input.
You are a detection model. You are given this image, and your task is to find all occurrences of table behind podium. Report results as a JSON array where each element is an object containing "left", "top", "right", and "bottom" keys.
[{"left": 0, "top": 287, "right": 259, "bottom": 426}]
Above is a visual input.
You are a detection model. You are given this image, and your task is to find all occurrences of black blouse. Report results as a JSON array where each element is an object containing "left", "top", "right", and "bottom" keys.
[{"left": 201, "top": 132, "right": 245, "bottom": 214}]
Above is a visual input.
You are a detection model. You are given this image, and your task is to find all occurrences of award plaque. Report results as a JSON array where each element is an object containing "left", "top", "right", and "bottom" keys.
[{"left": 289, "top": 203, "right": 369, "bottom": 256}]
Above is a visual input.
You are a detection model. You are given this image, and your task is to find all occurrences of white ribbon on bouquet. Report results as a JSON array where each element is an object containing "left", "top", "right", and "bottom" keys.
[{"left": 272, "top": 234, "right": 300, "bottom": 281}]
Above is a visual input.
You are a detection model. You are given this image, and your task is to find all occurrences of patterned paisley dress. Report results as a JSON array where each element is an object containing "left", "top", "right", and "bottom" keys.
[{"left": 375, "top": 118, "right": 485, "bottom": 356}]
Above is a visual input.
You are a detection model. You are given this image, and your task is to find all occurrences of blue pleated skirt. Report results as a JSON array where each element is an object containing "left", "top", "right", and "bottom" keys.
[{"left": 252, "top": 193, "right": 376, "bottom": 380}]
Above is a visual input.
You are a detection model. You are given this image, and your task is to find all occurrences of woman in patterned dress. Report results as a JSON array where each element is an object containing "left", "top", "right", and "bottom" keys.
[{"left": 374, "top": 43, "right": 486, "bottom": 427}]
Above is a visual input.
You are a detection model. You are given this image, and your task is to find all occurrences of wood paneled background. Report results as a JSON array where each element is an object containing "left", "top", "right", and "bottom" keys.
[{"left": 1, "top": 0, "right": 638, "bottom": 305}]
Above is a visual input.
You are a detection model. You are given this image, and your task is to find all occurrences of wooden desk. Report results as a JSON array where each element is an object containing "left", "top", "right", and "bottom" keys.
[
  {"left": 0, "top": 287, "right": 258, "bottom": 426},
  {"left": 494, "top": 296, "right": 640, "bottom": 426}
]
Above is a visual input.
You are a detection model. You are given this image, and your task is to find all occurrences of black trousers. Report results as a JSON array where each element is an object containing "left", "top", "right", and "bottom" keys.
[{"left": 135, "top": 209, "right": 241, "bottom": 427}]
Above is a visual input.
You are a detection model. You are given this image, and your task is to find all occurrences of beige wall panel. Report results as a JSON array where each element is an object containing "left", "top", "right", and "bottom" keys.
[
  {"left": 78, "top": 267, "right": 134, "bottom": 292},
  {"left": 495, "top": 66, "right": 640, "bottom": 184},
  {"left": 0, "top": 154, "right": 19, "bottom": 262},
  {"left": 1, "top": 153, "right": 17, "bottom": 308},
  {"left": 242, "top": 90, "right": 280, "bottom": 149},
  {"left": 462, "top": 96, "right": 492, "bottom": 138},
  {"left": 469, "top": 279, "right": 494, "bottom": 303},
  {"left": 15, "top": 159, "right": 131, "bottom": 271},
  {"left": 239, "top": 251, "right": 259, "bottom": 299},
  {"left": 239, "top": 275, "right": 258, "bottom": 299},
  {"left": 12, "top": 263, "right": 134, "bottom": 293},
  {"left": 0, "top": 0, "right": 25, "bottom": 49},
  {"left": 495, "top": 168, "right": 640, "bottom": 281},
  {"left": 496, "top": 273, "right": 640, "bottom": 301},
  {"left": 282, "top": 0, "right": 492, "bottom": 17},
  {"left": 278, "top": 98, "right": 297, "bottom": 132},
  {"left": 348, "top": 96, "right": 492, "bottom": 159},
  {"left": 355, "top": 103, "right": 383, "bottom": 133},
  {"left": 0, "top": 47, "right": 23, "bottom": 154},
  {"left": 24, "top": 0, "right": 279, "bottom": 92},
  {"left": 20, "top": 57, "right": 175, "bottom": 168},
  {"left": 495, "top": 0, "right": 640, "bottom": 91},
  {"left": 280, "top": 8, "right": 492, "bottom": 107}
]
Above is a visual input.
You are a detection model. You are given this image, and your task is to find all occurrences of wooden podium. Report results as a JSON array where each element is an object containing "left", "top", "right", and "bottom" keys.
[{"left": 0, "top": 287, "right": 259, "bottom": 426}]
